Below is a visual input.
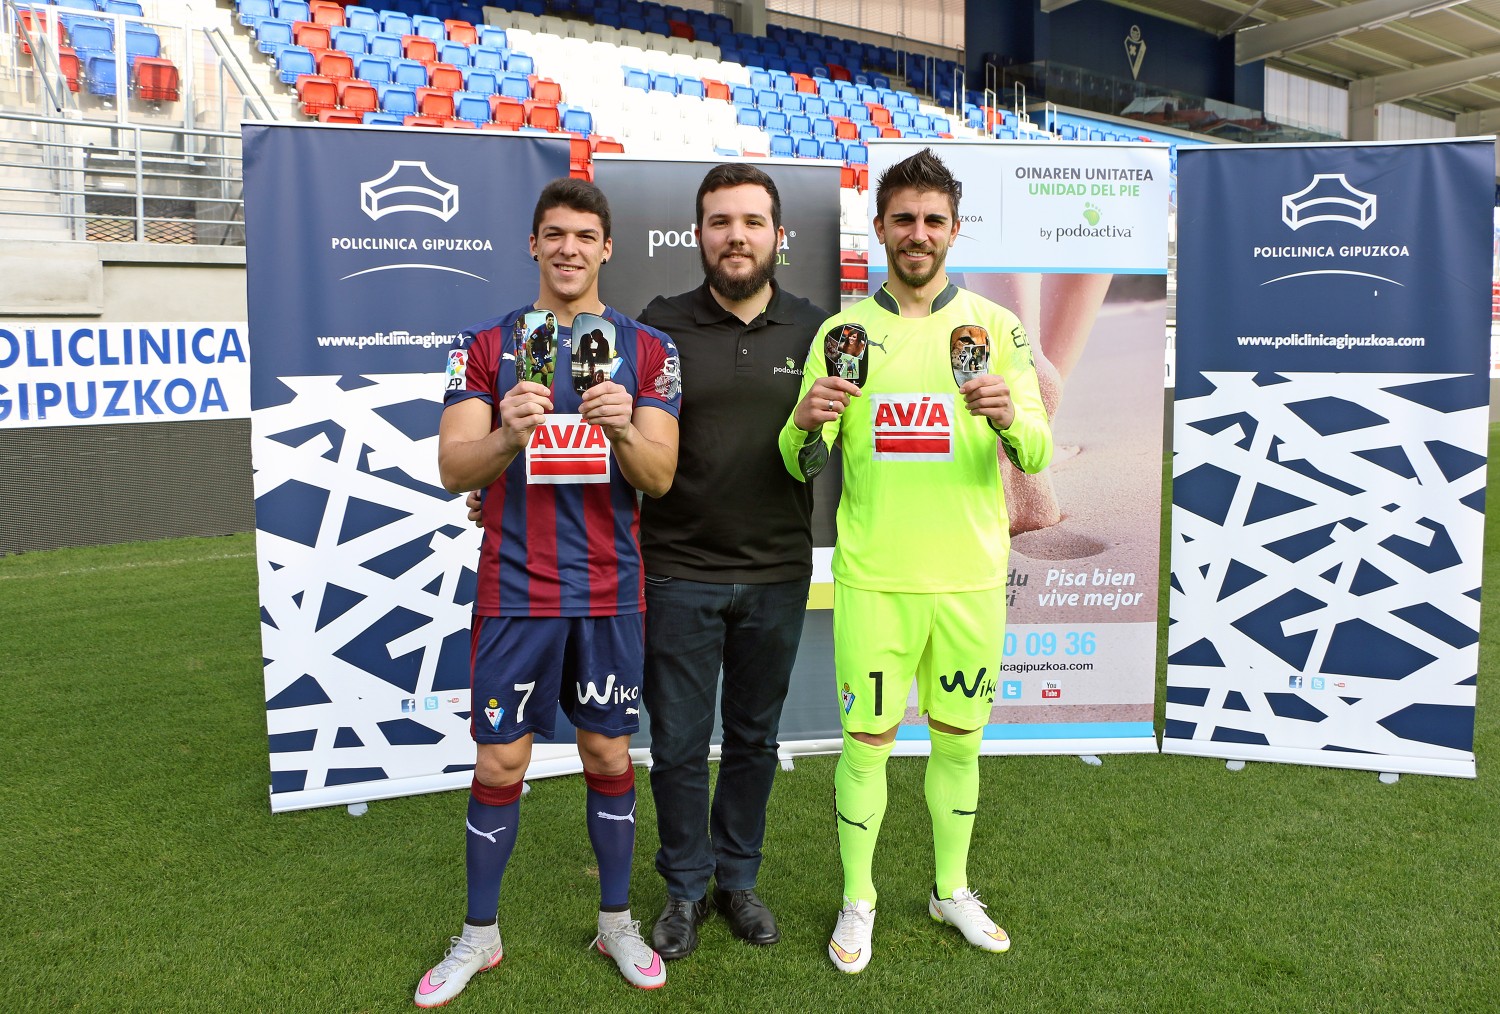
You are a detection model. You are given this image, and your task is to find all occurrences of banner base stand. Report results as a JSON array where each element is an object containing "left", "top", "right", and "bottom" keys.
[
  {"left": 1079, "top": 755, "right": 1103, "bottom": 766},
  {"left": 1163, "top": 739, "right": 1474, "bottom": 779},
  {"left": 1379, "top": 772, "right": 1400, "bottom": 785}
]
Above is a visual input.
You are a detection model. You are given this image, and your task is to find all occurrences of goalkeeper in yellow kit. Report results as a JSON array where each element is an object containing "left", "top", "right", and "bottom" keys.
[{"left": 778, "top": 148, "right": 1052, "bottom": 973}]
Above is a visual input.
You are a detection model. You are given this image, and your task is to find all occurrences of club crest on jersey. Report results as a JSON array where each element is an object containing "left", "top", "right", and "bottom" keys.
[
  {"left": 485, "top": 697, "right": 504, "bottom": 730},
  {"left": 517, "top": 310, "right": 556, "bottom": 387},
  {"left": 824, "top": 322, "right": 883, "bottom": 386},
  {"left": 1011, "top": 323, "right": 1034, "bottom": 365},
  {"left": 525, "top": 412, "right": 611, "bottom": 484},
  {"left": 840, "top": 682, "right": 855, "bottom": 715},
  {"left": 950, "top": 325, "right": 990, "bottom": 387},
  {"left": 654, "top": 351, "right": 682, "bottom": 400},
  {"left": 570, "top": 313, "right": 618, "bottom": 395},
  {"left": 871, "top": 393, "right": 954, "bottom": 460}
]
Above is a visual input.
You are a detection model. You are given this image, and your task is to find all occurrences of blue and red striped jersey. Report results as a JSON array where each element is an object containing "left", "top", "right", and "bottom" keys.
[{"left": 444, "top": 305, "right": 681, "bottom": 617}]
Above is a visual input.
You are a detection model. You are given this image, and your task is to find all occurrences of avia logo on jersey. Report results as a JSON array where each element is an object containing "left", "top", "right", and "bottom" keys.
[
  {"left": 938, "top": 667, "right": 994, "bottom": 700},
  {"left": 871, "top": 393, "right": 954, "bottom": 460},
  {"left": 1041, "top": 680, "right": 1062, "bottom": 699},
  {"left": 577, "top": 673, "right": 640, "bottom": 706},
  {"left": 525, "top": 413, "right": 611, "bottom": 485}
]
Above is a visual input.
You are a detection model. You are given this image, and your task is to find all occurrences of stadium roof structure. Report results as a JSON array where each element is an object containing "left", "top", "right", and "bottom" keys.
[{"left": 1075, "top": 0, "right": 1500, "bottom": 127}]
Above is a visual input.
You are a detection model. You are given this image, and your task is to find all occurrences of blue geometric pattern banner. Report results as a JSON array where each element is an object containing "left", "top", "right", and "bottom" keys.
[
  {"left": 243, "top": 125, "right": 570, "bottom": 811},
  {"left": 1166, "top": 140, "right": 1492, "bottom": 778}
]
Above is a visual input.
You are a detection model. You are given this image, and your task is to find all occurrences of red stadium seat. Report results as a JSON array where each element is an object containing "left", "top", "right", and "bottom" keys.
[
  {"left": 57, "top": 46, "right": 80, "bottom": 92},
  {"left": 833, "top": 117, "right": 856, "bottom": 140},
  {"left": 792, "top": 73, "right": 816, "bottom": 94},
  {"left": 428, "top": 63, "right": 463, "bottom": 91},
  {"left": 402, "top": 34, "right": 437, "bottom": 62},
  {"left": 403, "top": 115, "right": 445, "bottom": 127},
  {"left": 667, "top": 20, "right": 693, "bottom": 40},
  {"left": 826, "top": 63, "right": 850, "bottom": 82},
  {"left": 316, "top": 49, "right": 354, "bottom": 79},
  {"left": 880, "top": 126, "right": 901, "bottom": 138},
  {"left": 524, "top": 100, "right": 559, "bottom": 131},
  {"left": 338, "top": 78, "right": 378, "bottom": 113},
  {"left": 309, "top": 1, "right": 345, "bottom": 27},
  {"left": 295, "top": 74, "right": 338, "bottom": 115},
  {"left": 591, "top": 135, "right": 623, "bottom": 154},
  {"left": 529, "top": 77, "right": 561, "bottom": 104},
  {"left": 703, "top": 79, "right": 729, "bottom": 101},
  {"left": 443, "top": 118, "right": 477, "bottom": 128},
  {"left": 840, "top": 165, "right": 855, "bottom": 189},
  {"left": 317, "top": 109, "right": 363, "bottom": 122},
  {"left": 18, "top": 8, "right": 64, "bottom": 56},
  {"left": 866, "top": 103, "right": 890, "bottom": 126},
  {"left": 416, "top": 86, "right": 455, "bottom": 118},
  {"left": 489, "top": 95, "right": 524, "bottom": 129},
  {"left": 133, "top": 57, "right": 179, "bottom": 101},
  {"left": 292, "top": 21, "right": 331, "bottom": 51},
  {"left": 444, "top": 20, "right": 478, "bottom": 45}
]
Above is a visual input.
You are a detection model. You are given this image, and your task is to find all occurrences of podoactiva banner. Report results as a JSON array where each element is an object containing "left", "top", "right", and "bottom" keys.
[
  {"left": 865, "top": 139, "right": 1170, "bottom": 757},
  {"left": 1166, "top": 138, "right": 1492, "bottom": 778},
  {"left": 594, "top": 155, "right": 845, "bottom": 754},
  {"left": 244, "top": 124, "right": 569, "bottom": 812}
]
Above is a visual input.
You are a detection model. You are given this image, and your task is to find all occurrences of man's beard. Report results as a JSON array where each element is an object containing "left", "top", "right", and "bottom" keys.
[
  {"left": 886, "top": 243, "right": 944, "bottom": 290},
  {"left": 703, "top": 245, "right": 776, "bottom": 303}
]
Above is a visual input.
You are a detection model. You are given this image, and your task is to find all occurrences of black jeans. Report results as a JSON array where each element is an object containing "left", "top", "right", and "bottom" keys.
[{"left": 642, "top": 573, "right": 810, "bottom": 900}]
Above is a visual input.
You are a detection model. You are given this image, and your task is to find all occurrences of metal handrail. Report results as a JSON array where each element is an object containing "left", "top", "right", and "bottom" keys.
[
  {"left": 3, "top": 0, "right": 72, "bottom": 113},
  {"left": 204, "top": 24, "right": 278, "bottom": 122}
]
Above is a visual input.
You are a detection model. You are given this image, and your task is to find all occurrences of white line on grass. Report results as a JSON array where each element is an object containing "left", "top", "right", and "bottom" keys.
[{"left": 0, "top": 550, "right": 255, "bottom": 581}]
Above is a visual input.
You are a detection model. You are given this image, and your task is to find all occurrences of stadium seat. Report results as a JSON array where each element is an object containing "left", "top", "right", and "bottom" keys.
[
  {"left": 295, "top": 73, "right": 338, "bottom": 114},
  {"left": 525, "top": 99, "right": 560, "bottom": 130},
  {"left": 402, "top": 34, "right": 437, "bottom": 62},
  {"left": 416, "top": 86, "right": 455, "bottom": 118},
  {"left": 309, "top": 1, "right": 344, "bottom": 27},
  {"left": 768, "top": 133, "right": 793, "bottom": 158},
  {"left": 704, "top": 79, "right": 729, "bottom": 101},
  {"left": 794, "top": 136, "right": 820, "bottom": 158},
  {"left": 471, "top": 45, "right": 505, "bottom": 71},
  {"left": 378, "top": 10, "right": 413, "bottom": 35},
  {"left": 377, "top": 82, "right": 417, "bottom": 114},
  {"left": 411, "top": 15, "right": 446, "bottom": 41},
  {"left": 274, "top": 45, "right": 315, "bottom": 84},
  {"left": 329, "top": 26, "right": 367, "bottom": 53},
  {"left": 489, "top": 94, "right": 524, "bottom": 128},
  {"left": 679, "top": 77, "right": 704, "bottom": 99},
  {"left": 444, "top": 19, "right": 478, "bottom": 45},
  {"left": 363, "top": 111, "right": 405, "bottom": 124},
  {"left": 391, "top": 59, "right": 427, "bottom": 87},
  {"left": 291, "top": 21, "right": 330, "bottom": 50},
  {"left": 454, "top": 90, "right": 491, "bottom": 124},
  {"left": 276, "top": 0, "right": 310, "bottom": 23},
  {"left": 367, "top": 31, "right": 403, "bottom": 58},
  {"left": 560, "top": 107, "right": 592, "bottom": 135},
  {"left": 788, "top": 113, "right": 811, "bottom": 137},
  {"left": 355, "top": 55, "right": 393, "bottom": 83},
  {"left": 438, "top": 41, "right": 470, "bottom": 65},
  {"left": 461, "top": 67, "right": 497, "bottom": 94},
  {"left": 238, "top": 0, "right": 273, "bottom": 27},
  {"left": 819, "top": 139, "right": 844, "bottom": 161},
  {"left": 834, "top": 118, "right": 856, "bottom": 140},
  {"left": 345, "top": 5, "right": 379, "bottom": 32},
  {"left": 506, "top": 52, "right": 533, "bottom": 76},
  {"left": 477, "top": 25, "right": 507, "bottom": 48},
  {"left": 845, "top": 142, "right": 867, "bottom": 164},
  {"left": 255, "top": 18, "right": 294, "bottom": 55},
  {"left": 499, "top": 72, "right": 530, "bottom": 99},
  {"left": 338, "top": 78, "right": 379, "bottom": 113},
  {"left": 316, "top": 49, "right": 354, "bottom": 80},
  {"left": 427, "top": 63, "right": 463, "bottom": 91},
  {"left": 317, "top": 109, "right": 363, "bottom": 122},
  {"left": 133, "top": 57, "right": 179, "bottom": 101},
  {"left": 403, "top": 114, "right": 445, "bottom": 126}
]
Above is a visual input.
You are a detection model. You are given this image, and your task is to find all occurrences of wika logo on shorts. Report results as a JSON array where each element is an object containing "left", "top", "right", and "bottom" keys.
[
  {"left": 938, "top": 667, "right": 994, "bottom": 700},
  {"left": 525, "top": 413, "right": 611, "bottom": 484},
  {"left": 577, "top": 673, "right": 639, "bottom": 705},
  {"left": 871, "top": 393, "right": 954, "bottom": 460}
]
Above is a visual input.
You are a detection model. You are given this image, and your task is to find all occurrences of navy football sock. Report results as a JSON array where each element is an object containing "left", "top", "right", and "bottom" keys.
[
  {"left": 585, "top": 768, "right": 637, "bottom": 912},
  {"left": 465, "top": 778, "right": 522, "bottom": 925}
]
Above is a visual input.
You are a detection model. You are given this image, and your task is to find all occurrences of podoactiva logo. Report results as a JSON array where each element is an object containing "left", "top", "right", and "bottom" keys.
[
  {"left": 646, "top": 223, "right": 796, "bottom": 261},
  {"left": 328, "top": 160, "right": 494, "bottom": 281},
  {"left": 1052, "top": 203, "right": 1133, "bottom": 242}
]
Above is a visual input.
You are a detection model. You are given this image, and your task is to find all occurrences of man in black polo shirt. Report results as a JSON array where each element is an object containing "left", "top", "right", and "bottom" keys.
[{"left": 635, "top": 164, "right": 829, "bottom": 960}]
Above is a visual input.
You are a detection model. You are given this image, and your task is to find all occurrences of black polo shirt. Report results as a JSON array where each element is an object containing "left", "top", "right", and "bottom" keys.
[{"left": 638, "top": 279, "right": 830, "bottom": 583}]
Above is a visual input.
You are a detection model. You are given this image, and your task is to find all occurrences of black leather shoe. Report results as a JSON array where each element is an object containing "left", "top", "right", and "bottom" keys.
[
  {"left": 651, "top": 896, "right": 712, "bottom": 960},
  {"left": 712, "top": 887, "right": 780, "bottom": 946}
]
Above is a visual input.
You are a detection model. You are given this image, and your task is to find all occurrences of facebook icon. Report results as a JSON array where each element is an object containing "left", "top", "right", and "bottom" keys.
[{"left": 401, "top": 698, "right": 417, "bottom": 713}]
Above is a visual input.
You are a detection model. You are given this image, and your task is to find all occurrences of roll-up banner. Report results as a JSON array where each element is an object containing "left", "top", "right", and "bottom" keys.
[
  {"left": 1166, "top": 139, "right": 1493, "bottom": 778},
  {"left": 593, "top": 155, "right": 847, "bottom": 754},
  {"left": 866, "top": 140, "right": 1171, "bottom": 757},
  {"left": 244, "top": 124, "right": 570, "bottom": 812}
]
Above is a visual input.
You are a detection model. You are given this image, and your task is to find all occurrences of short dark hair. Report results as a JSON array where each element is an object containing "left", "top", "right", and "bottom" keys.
[
  {"left": 875, "top": 147, "right": 962, "bottom": 220},
  {"left": 531, "top": 177, "right": 612, "bottom": 240},
  {"left": 695, "top": 162, "right": 782, "bottom": 232}
]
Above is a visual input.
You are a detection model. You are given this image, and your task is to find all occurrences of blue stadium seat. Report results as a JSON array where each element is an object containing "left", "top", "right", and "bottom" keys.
[
  {"left": 736, "top": 106, "right": 759, "bottom": 127},
  {"left": 331, "top": 27, "right": 370, "bottom": 54},
  {"left": 748, "top": 69, "right": 770, "bottom": 90},
  {"left": 238, "top": 0, "right": 272, "bottom": 27},
  {"left": 378, "top": 83, "right": 417, "bottom": 115},
  {"left": 679, "top": 77, "right": 704, "bottom": 99},
  {"left": 255, "top": 19, "right": 293, "bottom": 54},
  {"left": 848, "top": 103, "right": 870, "bottom": 124},
  {"left": 84, "top": 54, "right": 122, "bottom": 96},
  {"left": 411, "top": 15, "right": 445, "bottom": 41},
  {"left": 471, "top": 45, "right": 506, "bottom": 71},
  {"left": 355, "top": 54, "right": 394, "bottom": 83},
  {"left": 780, "top": 92, "right": 803, "bottom": 114},
  {"left": 827, "top": 99, "right": 847, "bottom": 118},
  {"left": 649, "top": 71, "right": 678, "bottom": 94},
  {"left": 932, "top": 115, "right": 950, "bottom": 134},
  {"left": 391, "top": 58, "right": 428, "bottom": 87},
  {"left": 794, "top": 136, "right": 820, "bottom": 158},
  {"left": 912, "top": 113, "right": 930, "bottom": 132},
  {"left": 769, "top": 133, "right": 794, "bottom": 158},
  {"left": 755, "top": 88, "right": 778, "bottom": 109},
  {"left": 102, "top": 0, "right": 142, "bottom": 13},
  {"left": 461, "top": 66, "right": 497, "bottom": 93},
  {"left": 476, "top": 25, "right": 507, "bottom": 48},
  {"left": 345, "top": 5, "right": 379, "bottom": 32},
  {"left": 439, "top": 41, "right": 470, "bottom": 65},
  {"left": 507, "top": 52, "right": 532, "bottom": 76},
  {"left": 378, "top": 10, "right": 412, "bottom": 35},
  {"left": 761, "top": 109, "right": 788, "bottom": 133},
  {"left": 731, "top": 84, "right": 754, "bottom": 106},
  {"left": 787, "top": 113, "right": 811, "bottom": 137},
  {"left": 624, "top": 67, "right": 649, "bottom": 91},
  {"left": 368, "top": 31, "right": 404, "bottom": 58},
  {"left": 561, "top": 107, "right": 592, "bottom": 134},
  {"left": 845, "top": 143, "right": 867, "bottom": 164},
  {"left": 769, "top": 70, "right": 793, "bottom": 93},
  {"left": 820, "top": 139, "right": 844, "bottom": 161},
  {"left": 858, "top": 123, "right": 879, "bottom": 141},
  {"left": 274, "top": 45, "right": 314, "bottom": 84},
  {"left": 363, "top": 111, "right": 406, "bottom": 125},
  {"left": 892, "top": 111, "right": 911, "bottom": 130},
  {"left": 275, "top": 0, "right": 309, "bottom": 22},
  {"left": 454, "top": 91, "right": 491, "bottom": 124},
  {"left": 812, "top": 116, "right": 834, "bottom": 138},
  {"left": 499, "top": 72, "right": 529, "bottom": 99}
]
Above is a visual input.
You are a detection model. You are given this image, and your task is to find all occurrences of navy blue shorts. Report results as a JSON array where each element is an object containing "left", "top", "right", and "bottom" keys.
[{"left": 470, "top": 613, "right": 644, "bottom": 743}]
